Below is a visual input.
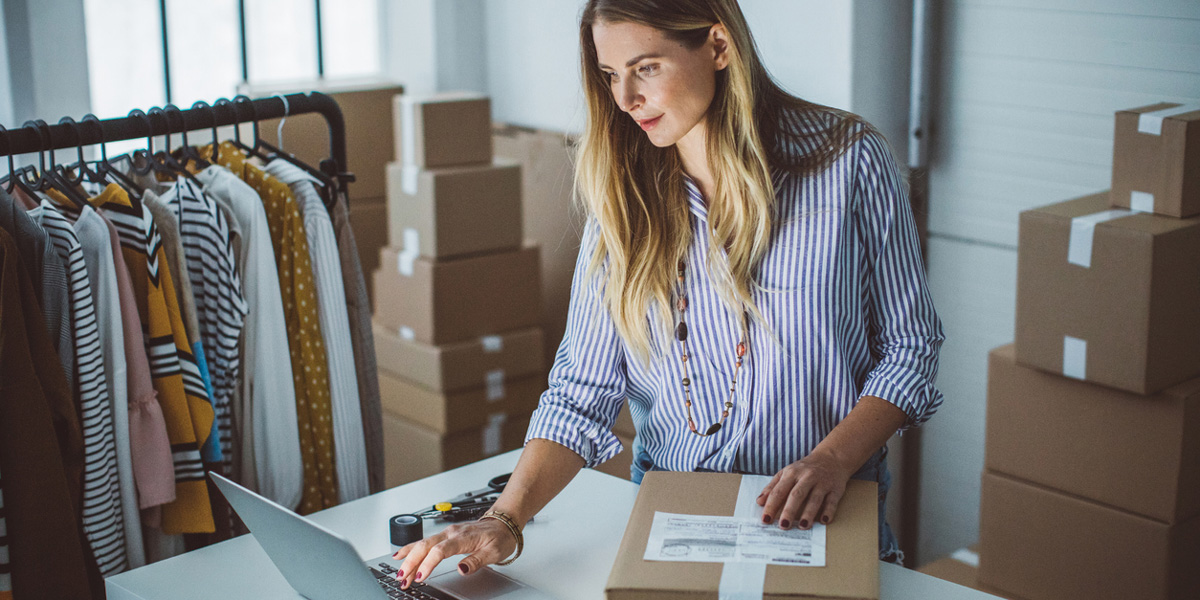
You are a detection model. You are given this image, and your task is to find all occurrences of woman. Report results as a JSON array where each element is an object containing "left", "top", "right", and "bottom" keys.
[{"left": 393, "top": 0, "right": 943, "bottom": 587}]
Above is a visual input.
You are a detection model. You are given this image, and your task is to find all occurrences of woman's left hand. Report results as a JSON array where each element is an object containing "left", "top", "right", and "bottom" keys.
[{"left": 756, "top": 448, "right": 854, "bottom": 530}]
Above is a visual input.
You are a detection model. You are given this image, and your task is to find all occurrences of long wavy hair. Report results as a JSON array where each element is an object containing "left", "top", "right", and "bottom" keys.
[{"left": 576, "top": 0, "right": 867, "bottom": 364}]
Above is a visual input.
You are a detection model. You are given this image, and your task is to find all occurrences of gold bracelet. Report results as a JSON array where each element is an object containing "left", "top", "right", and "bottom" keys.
[{"left": 479, "top": 510, "right": 523, "bottom": 566}]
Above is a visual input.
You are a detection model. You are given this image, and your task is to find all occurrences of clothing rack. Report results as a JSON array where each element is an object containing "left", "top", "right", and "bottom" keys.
[{"left": 0, "top": 92, "right": 355, "bottom": 198}]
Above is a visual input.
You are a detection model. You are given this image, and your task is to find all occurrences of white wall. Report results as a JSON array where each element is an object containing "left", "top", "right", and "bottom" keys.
[
  {"left": 2, "top": 0, "right": 91, "bottom": 127},
  {"left": 918, "top": 0, "right": 1200, "bottom": 564},
  {"left": 0, "top": 0, "right": 12, "bottom": 127}
]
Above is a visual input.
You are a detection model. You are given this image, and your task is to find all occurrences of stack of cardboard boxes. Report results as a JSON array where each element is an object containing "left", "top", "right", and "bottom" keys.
[
  {"left": 977, "top": 103, "right": 1200, "bottom": 600},
  {"left": 373, "top": 92, "right": 546, "bottom": 488}
]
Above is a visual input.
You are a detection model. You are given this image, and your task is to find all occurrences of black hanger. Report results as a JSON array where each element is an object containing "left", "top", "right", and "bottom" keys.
[
  {"left": 56, "top": 115, "right": 99, "bottom": 187},
  {"left": 125, "top": 108, "right": 157, "bottom": 178},
  {"left": 81, "top": 113, "right": 144, "bottom": 197},
  {"left": 147, "top": 107, "right": 201, "bottom": 185},
  {"left": 229, "top": 94, "right": 272, "bottom": 162},
  {"left": 0, "top": 123, "right": 40, "bottom": 199},
  {"left": 25, "top": 119, "right": 88, "bottom": 207},
  {"left": 165, "top": 104, "right": 210, "bottom": 170},
  {"left": 190, "top": 100, "right": 221, "bottom": 164}
]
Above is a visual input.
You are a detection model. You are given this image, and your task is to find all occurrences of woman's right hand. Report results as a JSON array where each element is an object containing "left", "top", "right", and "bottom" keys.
[{"left": 391, "top": 517, "right": 518, "bottom": 589}]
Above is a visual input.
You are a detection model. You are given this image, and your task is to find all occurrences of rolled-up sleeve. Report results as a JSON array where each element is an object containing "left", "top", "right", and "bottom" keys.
[
  {"left": 524, "top": 220, "right": 628, "bottom": 467},
  {"left": 852, "top": 129, "right": 946, "bottom": 431}
]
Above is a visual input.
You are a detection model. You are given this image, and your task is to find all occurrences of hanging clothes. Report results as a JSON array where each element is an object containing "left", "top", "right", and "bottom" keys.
[
  {"left": 266, "top": 159, "right": 369, "bottom": 503},
  {"left": 27, "top": 199, "right": 127, "bottom": 575},
  {"left": 0, "top": 189, "right": 74, "bottom": 397},
  {"left": 159, "top": 177, "right": 248, "bottom": 476},
  {"left": 143, "top": 190, "right": 222, "bottom": 465},
  {"left": 0, "top": 225, "right": 96, "bottom": 600},
  {"left": 326, "top": 187, "right": 385, "bottom": 494},
  {"left": 96, "top": 212, "right": 176, "bottom": 512},
  {"left": 70, "top": 203, "right": 148, "bottom": 570},
  {"left": 205, "top": 142, "right": 339, "bottom": 513},
  {"left": 86, "top": 183, "right": 216, "bottom": 534},
  {"left": 193, "top": 164, "right": 302, "bottom": 509}
]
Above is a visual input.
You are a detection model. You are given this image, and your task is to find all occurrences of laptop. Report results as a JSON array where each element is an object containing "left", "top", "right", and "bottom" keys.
[{"left": 209, "top": 472, "right": 552, "bottom": 600}]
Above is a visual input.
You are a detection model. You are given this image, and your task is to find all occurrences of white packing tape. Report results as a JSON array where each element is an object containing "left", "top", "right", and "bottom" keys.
[
  {"left": 1063, "top": 336, "right": 1087, "bottom": 380},
  {"left": 398, "top": 327, "right": 415, "bottom": 341},
  {"left": 950, "top": 548, "right": 980, "bottom": 568},
  {"left": 482, "top": 413, "right": 507, "bottom": 456},
  {"left": 480, "top": 335, "right": 504, "bottom": 352},
  {"left": 400, "top": 96, "right": 417, "bottom": 165},
  {"left": 486, "top": 369, "right": 506, "bottom": 402},
  {"left": 397, "top": 228, "right": 420, "bottom": 277},
  {"left": 1130, "top": 191, "right": 1155, "bottom": 213},
  {"left": 718, "top": 475, "right": 771, "bottom": 600},
  {"left": 401, "top": 165, "right": 421, "bottom": 196},
  {"left": 1067, "top": 209, "right": 1134, "bottom": 268},
  {"left": 1136, "top": 103, "right": 1200, "bottom": 136}
]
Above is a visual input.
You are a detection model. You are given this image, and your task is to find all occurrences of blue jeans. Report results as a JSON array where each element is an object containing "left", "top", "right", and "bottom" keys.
[{"left": 630, "top": 445, "right": 903, "bottom": 564}]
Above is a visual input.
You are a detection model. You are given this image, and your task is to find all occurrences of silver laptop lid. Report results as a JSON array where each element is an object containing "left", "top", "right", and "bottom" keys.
[{"left": 209, "top": 472, "right": 388, "bottom": 600}]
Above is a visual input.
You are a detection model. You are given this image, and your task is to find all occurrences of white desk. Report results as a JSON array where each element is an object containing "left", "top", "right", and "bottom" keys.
[{"left": 107, "top": 450, "right": 1003, "bottom": 600}]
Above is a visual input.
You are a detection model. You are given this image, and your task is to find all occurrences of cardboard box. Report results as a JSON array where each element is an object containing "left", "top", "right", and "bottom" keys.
[
  {"left": 243, "top": 79, "right": 404, "bottom": 200},
  {"left": 349, "top": 196, "right": 388, "bottom": 302},
  {"left": 374, "top": 321, "right": 545, "bottom": 393},
  {"left": 591, "top": 433, "right": 634, "bottom": 481},
  {"left": 1111, "top": 103, "right": 1200, "bottom": 218},
  {"left": 987, "top": 344, "right": 1200, "bottom": 523},
  {"left": 385, "top": 159, "right": 523, "bottom": 258},
  {"left": 394, "top": 92, "right": 492, "bottom": 168},
  {"left": 606, "top": 473, "right": 879, "bottom": 600},
  {"left": 373, "top": 244, "right": 542, "bottom": 345},
  {"left": 978, "top": 471, "right": 1200, "bottom": 600},
  {"left": 917, "top": 549, "right": 1018, "bottom": 599},
  {"left": 1015, "top": 192, "right": 1200, "bottom": 394},
  {"left": 493, "top": 125, "right": 582, "bottom": 370},
  {"left": 382, "top": 411, "right": 530, "bottom": 489},
  {"left": 379, "top": 369, "right": 544, "bottom": 435}
]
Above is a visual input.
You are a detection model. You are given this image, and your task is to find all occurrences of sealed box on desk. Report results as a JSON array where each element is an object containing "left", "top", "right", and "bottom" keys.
[
  {"left": 395, "top": 92, "right": 492, "bottom": 169},
  {"left": 1111, "top": 103, "right": 1200, "bottom": 217},
  {"left": 378, "top": 369, "right": 544, "bottom": 434},
  {"left": 979, "top": 471, "right": 1200, "bottom": 600},
  {"left": 606, "top": 472, "right": 879, "bottom": 600},
  {"left": 385, "top": 159, "right": 522, "bottom": 258},
  {"left": 382, "top": 412, "right": 530, "bottom": 489},
  {"left": 373, "top": 244, "right": 542, "bottom": 345},
  {"left": 374, "top": 322, "right": 544, "bottom": 393},
  {"left": 1015, "top": 192, "right": 1200, "bottom": 394},
  {"left": 987, "top": 344, "right": 1200, "bottom": 523}
]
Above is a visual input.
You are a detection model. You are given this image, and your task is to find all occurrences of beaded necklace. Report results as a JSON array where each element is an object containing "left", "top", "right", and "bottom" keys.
[{"left": 674, "top": 259, "right": 746, "bottom": 437}]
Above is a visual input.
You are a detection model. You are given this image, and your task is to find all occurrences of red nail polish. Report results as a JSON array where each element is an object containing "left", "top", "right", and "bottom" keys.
[
  {"left": 416, "top": 572, "right": 423, "bottom": 581},
  {"left": 800, "top": 519, "right": 809, "bottom": 528},
  {"left": 780, "top": 519, "right": 791, "bottom": 529},
  {"left": 458, "top": 563, "right": 469, "bottom": 575},
  {"left": 398, "top": 569, "right": 404, "bottom": 578},
  {"left": 762, "top": 515, "right": 772, "bottom": 524},
  {"left": 821, "top": 516, "right": 829, "bottom": 524}
]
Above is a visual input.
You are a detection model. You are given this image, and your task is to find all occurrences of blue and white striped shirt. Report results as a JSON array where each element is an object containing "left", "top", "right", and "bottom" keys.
[{"left": 525, "top": 117, "right": 945, "bottom": 479}]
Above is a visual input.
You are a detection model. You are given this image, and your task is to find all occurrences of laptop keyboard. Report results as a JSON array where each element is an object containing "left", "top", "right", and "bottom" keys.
[{"left": 370, "top": 563, "right": 457, "bottom": 600}]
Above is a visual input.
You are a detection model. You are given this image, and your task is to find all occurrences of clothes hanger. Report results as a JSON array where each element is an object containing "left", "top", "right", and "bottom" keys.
[
  {"left": 190, "top": 100, "right": 221, "bottom": 164},
  {"left": 165, "top": 104, "right": 210, "bottom": 170},
  {"left": 81, "top": 113, "right": 144, "bottom": 197},
  {"left": 0, "top": 123, "right": 41, "bottom": 199},
  {"left": 55, "top": 115, "right": 99, "bottom": 188},
  {"left": 146, "top": 106, "right": 201, "bottom": 185},
  {"left": 125, "top": 108, "right": 157, "bottom": 178},
  {"left": 252, "top": 93, "right": 340, "bottom": 209},
  {"left": 229, "top": 94, "right": 273, "bottom": 162},
  {"left": 25, "top": 119, "right": 88, "bottom": 208}
]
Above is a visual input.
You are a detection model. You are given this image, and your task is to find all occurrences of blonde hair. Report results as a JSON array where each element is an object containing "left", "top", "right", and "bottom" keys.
[{"left": 576, "top": 0, "right": 866, "bottom": 364}]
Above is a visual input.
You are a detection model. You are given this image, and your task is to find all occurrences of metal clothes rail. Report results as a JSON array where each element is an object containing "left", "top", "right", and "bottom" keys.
[{"left": 0, "top": 92, "right": 353, "bottom": 198}]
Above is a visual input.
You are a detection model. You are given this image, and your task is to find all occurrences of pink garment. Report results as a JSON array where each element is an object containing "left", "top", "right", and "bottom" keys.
[{"left": 100, "top": 214, "right": 175, "bottom": 510}]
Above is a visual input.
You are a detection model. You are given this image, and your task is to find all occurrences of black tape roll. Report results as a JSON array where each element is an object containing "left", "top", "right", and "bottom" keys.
[{"left": 390, "top": 514, "right": 424, "bottom": 546}]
